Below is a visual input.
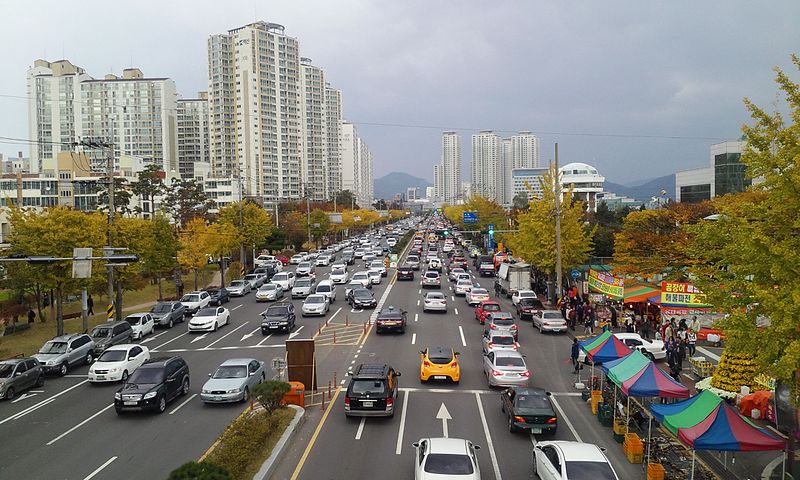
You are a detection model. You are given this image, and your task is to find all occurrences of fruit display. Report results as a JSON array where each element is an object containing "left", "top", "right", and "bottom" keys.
[{"left": 710, "top": 352, "right": 759, "bottom": 393}]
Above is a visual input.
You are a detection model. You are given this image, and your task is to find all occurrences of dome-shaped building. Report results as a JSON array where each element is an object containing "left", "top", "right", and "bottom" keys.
[{"left": 558, "top": 162, "right": 605, "bottom": 211}]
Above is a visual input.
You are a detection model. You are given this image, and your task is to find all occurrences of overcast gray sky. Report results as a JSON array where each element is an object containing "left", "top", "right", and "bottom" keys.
[{"left": 1, "top": 0, "right": 798, "bottom": 184}]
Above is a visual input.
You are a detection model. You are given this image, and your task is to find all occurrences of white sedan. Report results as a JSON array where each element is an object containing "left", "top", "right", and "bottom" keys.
[
  {"left": 533, "top": 441, "right": 620, "bottom": 480},
  {"left": 511, "top": 289, "right": 537, "bottom": 305},
  {"left": 454, "top": 279, "right": 473, "bottom": 296},
  {"left": 188, "top": 306, "right": 231, "bottom": 332},
  {"left": 413, "top": 437, "right": 481, "bottom": 480},
  {"left": 301, "top": 294, "right": 330, "bottom": 317},
  {"left": 124, "top": 313, "right": 155, "bottom": 340},
  {"left": 351, "top": 271, "right": 372, "bottom": 288},
  {"left": 329, "top": 268, "right": 349, "bottom": 284},
  {"left": 88, "top": 344, "right": 150, "bottom": 383},
  {"left": 466, "top": 288, "right": 490, "bottom": 306}
]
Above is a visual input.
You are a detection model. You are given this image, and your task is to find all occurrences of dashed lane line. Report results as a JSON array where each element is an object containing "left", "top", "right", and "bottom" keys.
[
  {"left": 458, "top": 326, "right": 467, "bottom": 347},
  {"left": 83, "top": 456, "right": 117, "bottom": 480},
  {"left": 355, "top": 417, "right": 366, "bottom": 440},
  {"left": 169, "top": 393, "right": 197, "bottom": 415},
  {"left": 152, "top": 332, "right": 188, "bottom": 350},
  {"left": 46, "top": 403, "right": 114, "bottom": 445},
  {"left": 475, "top": 392, "right": 502, "bottom": 480},
  {"left": 412, "top": 333, "right": 417, "bottom": 345},
  {"left": 1, "top": 379, "right": 89, "bottom": 425},
  {"left": 549, "top": 394, "right": 582, "bottom": 442}
]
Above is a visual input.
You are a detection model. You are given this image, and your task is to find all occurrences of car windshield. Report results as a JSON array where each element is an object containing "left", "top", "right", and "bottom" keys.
[
  {"left": 208, "top": 289, "right": 221, "bottom": 296},
  {"left": 427, "top": 293, "right": 444, "bottom": 300},
  {"left": 151, "top": 303, "right": 172, "bottom": 313},
  {"left": 457, "top": 280, "right": 471, "bottom": 286},
  {"left": 0, "top": 364, "right": 15, "bottom": 377},
  {"left": 229, "top": 281, "right": 245, "bottom": 287},
  {"left": 266, "top": 306, "right": 288, "bottom": 315},
  {"left": 212, "top": 365, "right": 247, "bottom": 379},
  {"left": 424, "top": 454, "right": 474, "bottom": 475},
  {"left": 370, "top": 261, "right": 383, "bottom": 267},
  {"left": 306, "top": 295, "right": 326, "bottom": 304},
  {"left": 244, "top": 275, "right": 257, "bottom": 280},
  {"left": 355, "top": 290, "right": 372, "bottom": 299},
  {"left": 295, "top": 279, "right": 312, "bottom": 287},
  {"left": 92, "top": 327, "right": 112, "bottom": 338},
  {"left": 428, "top": 352, "right": 453, "bottom": 364},
  {"left": 471, "top": 289, "right": 488, "bottom": 295},
  {"left": 353, "top": 273, "right": 368, "bottom": 279},
  {"left": 425, "top": 272, "right": 438, "bottom": 278},
  {"left": 564, "top": 461, "right": 617, "bottom": 480},
  {"left": 516, "top": 394, "right": 551, "bottom": 409},
  {"left": 350, "top": 379, "right": 386, "bottom": 394},
  {"left": 408, "top": 256, "right": 419, "bottom": 261},
  {"left": 181, "top": 294, "right": 200, "bottom": 302},
  {"left": 197, "top": 308, "right": 218, "bottom": 316},
  {"left": 492, "top": 336, "right": 515, "bottom": 345},
  {"left": 543, "top": 312, "right": 564, "bottom": 319},
  {"left": 125, "top": 316, "right": 143, "bottom": 325},
  {"left": 298, "top": 262, "right": 311, "bottom": 268},
  {"left": 39, "top": 341, "right": 68, "bottom": 354},
  {"left": 98, "top": 350, "right": 128, "bottom": 362},
  {"left": 127, "top": 367, "right": 164, "bottom": 384},
  {"left": 332, "top": 269, "right": 345, "bottom": 275},
  {"left": 261, "top": 284, "right": 277, "bottom": 290},
  {"left": 483, "top": 304, "right": 500, "bottom": 311},
  {"left": 492, "top": 315, "right": 514, "bottom": 325},
  {"left": 317, "top": 285, "right": 331, "bottom": 293},
  {"left": 273, "top": 273, "right": 288, "bottom": 281},
  {"left": 496, "top": 356, "right": 525, "bottom": 367},
  {"left": 521, "top": 298, "right": 543, "bottom": 306}
]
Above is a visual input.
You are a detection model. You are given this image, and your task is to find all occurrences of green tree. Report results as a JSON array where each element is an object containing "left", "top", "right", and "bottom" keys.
[
  {"left": 309, "top": 209, "right": 331, "bottom": 244},
  {"left": 168, "top": 461, "right": 231, "bottom": 480},
  {"left": 334, "top": 190, "right": 359, "bottom": 209},
  {"left": 218, "top": 200, "right": 273, "bottom": 256},
  {"left": 281, "top": 211, "right": 308, "bottom": 250},
  {"left": 96, "top": 177, "right": 133, "bottom": 215},
  {"left": 129, "top": 164, "right": 166, "bottom": 216},
  {"left": 253, "top": 380, "right": 291, "bottom": 414},
  {"left": 162, "top": 178, "right": 215, "bottom": 227},
  {"left": 263, "top": 229, "right": 286, "bottom": 252},
  {"left": 688, "top": 55, "right": 800, "bottom": 395},
  {"left": 512, "top": 192, "right": 530, "bottom": 211},
  {"left": 141, "top": 215, "right": 180, "bottom": 300}
]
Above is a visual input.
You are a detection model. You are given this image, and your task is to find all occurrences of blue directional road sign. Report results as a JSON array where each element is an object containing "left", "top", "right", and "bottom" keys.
[
  {"left": 463, "top": 211, "right": 478, "bottom": 224},
  {"left": 571, "top": 269, "right": 581, "bottom": 280}
]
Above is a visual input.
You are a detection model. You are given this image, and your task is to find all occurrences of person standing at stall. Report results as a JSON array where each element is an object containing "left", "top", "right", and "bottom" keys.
[{"left": 687, "top": 329, "right": 697, "bottom": 357}]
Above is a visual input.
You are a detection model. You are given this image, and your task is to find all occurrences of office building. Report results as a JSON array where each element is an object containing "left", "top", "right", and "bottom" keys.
[
  {"left": 559, "top": 162, "right": 605, "bottom": 211},
  {"left": 425, "top": 186, "right": 435, "bottom": 200},
  {"left": 471, "top": 130, "right": 500, "bottom": 201},
  {"left": 675, "top": 141, "right": 752, "bottom": 203},
  {"left": 512, "top": 167, "right": 549, "bottom": 201},
  {"left": 325, "top": 84, "right": 343, "bottom": 199},
  {"left": 434, "top": 131, "right": 461, "bottom": 204},
  {"left": 406, "top": 187, "right": 418, "bottom": 201},
  {"left": 177, "top": 92, "right": 210, "bottom": 181},
  {"left": 500, "top": 132, "right": 540, "bottom": 205}
]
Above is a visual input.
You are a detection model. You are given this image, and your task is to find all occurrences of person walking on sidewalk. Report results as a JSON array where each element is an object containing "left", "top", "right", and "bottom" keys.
[
  {"left": 687, "top": 329, "right": 697, "bottom": 357},
  {"left": 571, "top": 338, "right": 581, "bottom": 373},
  {"left": 87, "top": 295, "right": 94, "bottom": 316}
]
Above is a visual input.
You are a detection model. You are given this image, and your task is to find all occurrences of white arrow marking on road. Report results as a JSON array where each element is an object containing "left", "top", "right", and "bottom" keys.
[
  {"left": 141, "top": 331, "right": 168, "bottom": 344},
  {"left": 289, "top": 325, "right": 305, "bottom": 339},
  {"left": 241, "top": 326, "right": 261, "bottom": 342},
  {"left": 12, "top": 392, "right": 38, "bottom": 403},
  {"left": 436, "top": 402, "right": 452, "bottom": 438},
  {"left": 0, "top": 380, "right": 88, "bottom": 425},
  {"left": 190, "top": 333, "right": 208, "bottom": 344}
]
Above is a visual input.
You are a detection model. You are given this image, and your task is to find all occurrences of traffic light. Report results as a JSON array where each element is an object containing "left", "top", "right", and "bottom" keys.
[
  {"left": 443, "top": 229, "right": 449, "bottom": 237},
  {"left": 488, "top": 227, "right": 494, "bottom": 236}
]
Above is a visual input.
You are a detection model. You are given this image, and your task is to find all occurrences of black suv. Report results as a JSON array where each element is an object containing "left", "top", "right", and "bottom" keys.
[
  {"left": 114, "top": 356, "right": 190, "bottom": 414},
  {"left": 344, "top": 364, "right": 400, "bottom": 417},
  {"left": 260, "top": 304, "right": 296, "bottom": 334}
]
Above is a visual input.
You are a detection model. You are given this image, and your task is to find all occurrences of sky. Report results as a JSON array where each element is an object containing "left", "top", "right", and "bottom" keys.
[{"left": 0, "top": 1, "right": 798, "bottom": 184}]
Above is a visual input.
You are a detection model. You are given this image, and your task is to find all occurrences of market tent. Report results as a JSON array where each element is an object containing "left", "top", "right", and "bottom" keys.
[
  {"left": 579, "top": 330, "right": 633, "bottom": 364},
  {"left": 678, "top": 401, "right": 783, "bottom": 451},
  {"left": 601, "top": 350, "right": 650, "bottom": 385},
  {"left": 650, "top": 390, "right": 722, "bottom": 434},
  {"left": 623, "top": 281, "right": 661, "bottom": 303},
  {"left": 622, "top": 362, "right": 690, "bottom": 398}
]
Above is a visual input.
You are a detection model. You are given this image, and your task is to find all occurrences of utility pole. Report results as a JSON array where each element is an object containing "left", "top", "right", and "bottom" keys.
[
  {"left": 238, "top": 169, "right": 245, "bottom": 274},
  {"left": 554, "top": 143, "right": 563, "bottom": 304}
]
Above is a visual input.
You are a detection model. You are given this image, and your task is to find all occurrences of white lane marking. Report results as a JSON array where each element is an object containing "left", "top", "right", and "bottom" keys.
[
  {"left": 241, "top": 326, "right": 261, "bottom": 342},
  {"left": 46, "top": 403, "right": 114, "bottom": 445},
  {"left": 458, "top": 326, "right": 467, "bottom": 347},
  {"left": 1, "top": 379, "right": 89, "bottom": 425},
  {"left": 169, "top": 393, "right": 197, "bottom": 415},
  {"left": 695, "top": 346, "right": 721, "bottom": 362},
  {"left": 203, "top": 322, "right": 249, "bottom": 348},
  {"left": 355, "top": 417, "right": 366, "bottom": 440},
  {"left": 83, "top": 456, "right": 118, "bottom": 480},
  {"left": 400, "top": 387, "right": 494, "bottom": 394},
  {"left": 155, "top": 344, "right": 285, "bottom": 353},
  {"left": 153, "top": 332, "right": 188, "bottom": 350},
  {"left": 289, "top": 325, "right": 305, "bottom": 339},
  {"left": 395, "top": 390, "right": 410, "bottom": 455},
  {"left": 190, "top": 333, "right": 209, "bottom": 344},
  {"left": 549, "top": 395, "right": 582, "bottom": 442},
  {"left": 412, "top": 333, "right": 417, "bottom": 345},
  {"left": 475, "top": 392, "right": 502, "bottom": 480},
  {"left": 454, "top": 308, "right": 459, "bottom": 316},
  {"left": 12, "top": 392, "right": 39, "bottom": 403},
  {"left": 451, "top": 296, "right": 455, "bottom": 302},
  {"left": 418, "top": 289, "right": 422, "bottom": 294},
  {"left": 232, "top": 304, "right": 243, "bottom": 311},
  {"left": 417, "top": 299, "right": 420, "bottom": 306},
  {"left": 141, "top": 331, "right": 168, "bottom": 344},
  {"left": 328, "top": 307, "right": 343, "bottom": 322},
  {"left": 257, "top": 334, "right": 273, "bottom": 346},
  {"left": 414, "top": 313, "right": 419, "bottom": 322},
  {"left": 64, "top": 374, "right": 87, "bottom": 378}
]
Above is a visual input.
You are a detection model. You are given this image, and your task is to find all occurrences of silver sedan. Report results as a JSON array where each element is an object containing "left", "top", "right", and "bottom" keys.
[
  {"left": 423, "top": 292, "right": 448, "bottom": 312},
  {"left": 483, "top": 351, "right": 530, "bottom": 388},
  {"left": 302, "top": 294, "right": 330, "bottom": 317},
  {"left": 200, "top": 358, "right": 266, "bottom": 403},
  {"left": 532, "top": 310, "right": 568, "bottom": 333},
  {"left": 255, "top": 283, "right": 284, "bottom": 302}
]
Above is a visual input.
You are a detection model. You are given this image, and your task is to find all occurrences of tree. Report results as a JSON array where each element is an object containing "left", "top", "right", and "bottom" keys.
[
  {"left": 130, "top": 164, "right": 166, "bottom": 216},
  {"left": 252, "top": 380, "right": 291, "bottom": 415},
  {"left": 686, "top": 54, "right": 800, "bottom": 396},
  {"left": 263, "top": 229, "right": 287, "bottom": 252},
  {"left": 373, "top": 199, "right": 388, "bottom": 211},
  {"left": 218, "top": 200, "right": 273, "bottom": 256},
  {"left": 512, "top": 192, "right": 530, "bottom": 211},
  {"left": 309, "top": 209, "right": 331, "bottom": 244},
  {"left": 506, "top": 166, "right": 594, "bottom": 288},
  {"left": 162, "top": 178, "right": 215, "bottom": 227},
  {"left": 96, "top": 177, "right": 133, "bottom": 215},
  {"left": 168, "top": 461, "right": 231, "bottom": 480},
  {"left": 141, "top": 215, "right": 180, "bottom": 300},
  {"left": 333, "top": 190, "right": 359, "bottom": 209}
]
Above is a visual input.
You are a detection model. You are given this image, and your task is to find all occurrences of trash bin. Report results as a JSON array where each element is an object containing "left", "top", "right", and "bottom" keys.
[{"left": 283, "top": 381, "right": 305, "bottom": 408}]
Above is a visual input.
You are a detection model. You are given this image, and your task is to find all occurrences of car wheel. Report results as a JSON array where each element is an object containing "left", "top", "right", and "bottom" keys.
[
  {"left": 168, "top": 318, "right": 174, "bottom": 329},
  {"left": 4, "top": 387, "right": 14, "bottom": 400},
  {"left": 115, "top": 407, "right": 124, "bottom": 415},
  {"left": 36, "top": 375, "right": 45, "bottom": 387},
  {"left": 157, "top": 395, "right": 167, "bottom": 413},
  {"left": 182, "top": 377, "right": 190, "bottom": 396},
  {"left": 59, "top": 363, "right": 68, "bottom": 376},
  {"left": 508, "top": 415, "right": 516, "bottom": 432},
  {"left": 260, "top": 373, "right": 266, "bottom": 383},
  {"left": 85, "top": 352, "right": 94, "bottom": 365},
  {"left": 645, "top": 351, "right": 656, "bottom": 362},
  {"left": 121, "top": 370, "right": 128, "bottom": 382},
  {"left": 242, "top": 387, "right": 250, "bottom": 403},
  {"left": 213, "top": 321, "right": 218, "bottom": 332},
  {"left": 137, "top": 332, "right": 143, "bottom": 340}
]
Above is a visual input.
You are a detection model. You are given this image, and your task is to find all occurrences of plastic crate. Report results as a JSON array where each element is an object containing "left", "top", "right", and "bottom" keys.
[
  {"left": 626, "top": 450, "right": 644, "bottom": 464},
  {"left": 624, "top": 433, "right": 642, "bottom": 445},
  {"left": 613, "top": 420, "right": 627, "bottom": 435},
  {"left": 647, "top": 463, "right": 665, "bottom": 480}
]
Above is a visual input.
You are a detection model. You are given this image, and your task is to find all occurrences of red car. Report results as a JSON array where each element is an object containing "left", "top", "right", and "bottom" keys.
[
  {"left": 275, "top": 255, "right": 289, "bottom": 265},
  {"left": 475, "top": 301, "right": 502, "bottom": 325}
]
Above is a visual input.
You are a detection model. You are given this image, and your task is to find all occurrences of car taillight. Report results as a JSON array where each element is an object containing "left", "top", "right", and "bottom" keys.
[
  {"left": 514, "top": 415, "right": 526, "bottom": 423},
  {"left": 510, "top": 325, "right": 518, "bottom": 331},
  {"left": 425, "top": 300, "right": 431, "bottom": 304},
  {"left": 490, "top": 324, "right": 497, "bottom": 329},
  {"left": 520, "top": 371, "right": 531, "bottom": 377},
  {"left": 487, "top": 341, "right": 493, "bottom": 348},
  {"left": 513, "top": 344, "right": 518, "bottom": 350},
  {"left": 423, "top": 361, "right": 431, "bottom": 367},
  {"left": 451, "top": 362, "right": 458, "bottom": 368},
  {"left": 344, "top": 396, "right": 350, "bottom": 406},
  {"left": 547, "top": 417, "right": 557, "bottom": 424},
  {"left": 492, "top": 370, "right": 503, "bottom": 377},
  {"left": 386, "top": 397, "right": 393, "bottom": 407}
]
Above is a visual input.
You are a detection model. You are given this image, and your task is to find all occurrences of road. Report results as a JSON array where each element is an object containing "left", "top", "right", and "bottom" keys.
[
  {"left": 287, "top": 239, "right": 644, "bottom": 480},
  {"left": 0, "top": 252, "right": 367, "bottom": 480}
]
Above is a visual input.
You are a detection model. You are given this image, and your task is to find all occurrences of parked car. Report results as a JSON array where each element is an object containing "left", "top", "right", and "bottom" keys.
[
  {"left": 0, "top": 358, "right": 44, "bottom": 400},
  {"left": 419, "top": 346, "right": 460, "bottom": 383},
  {"left": 88, "top": 344, "right": 150, "bottom": 383},
  {"left": 501, "top": 387, "right": 557, "bottom": 434},
  {"left": 344, "top": 363, "right": 400, "bottom": 417},
  {"left": 260, "top": 304, "right": 296, "bottom": 334},
  {"left": 255, "top": 283, "right": 284, "bottom": 302},
  {"left": 533, "top": 441, "right": 620, "bottom": 480},
  {"left": 532, "top": 310, "right": 568, "bottom": 333},
  {"left": 611, "top": 333, "right": 666, "bottom": 361},
  {"left": 33, "top": 333, "right": 95, "bottom": 375},
  {"left": 485, "top": 312, "right": 519, "bottom": 340},
  {"left": 347, "top": 287, "right": 377, "bottom": 309},
  {"left": 375, "top": 306, "right": 407, "bottom": 334},
  {"left": 91, "top": 321, "right": 134, "bottom": 357},
  {"left": 291, "top": 278, "right": 315, "bottom": 298},
  {"left": 483, "top": 350, "right": 530, "bottom": 388},
  {"left": 180, "top": 291, "right": 211, "bottom": 315},
  {"left": 315, "top": 280, "right": 337, "bottom": 303},
  {"left": 270, "top": 272, "right": 296, "bottom": 290},
  {"left": 412, "top": 438, "right": 481, "bottom": 480},
  {"left": 474, "top": 301, "right": 502, "bottom": 325},
  {"left": 422, "top": 271, "right": 441, "bottom": 288},
  {"left": 302, "top": 294, "right": 330, "bottom": 317},
  {"left": 226, "top": 280, "right": 251, "bottom": 297},
  {"left": 188, "top": 307, "right": 230, "bottom": 332},
  {"left": 466, "top": 288, "right": 490, "bottom": 306},
  {"left": 516, "top": 297, "right": 545, "bottom": 320},
  {"left": 201, "top": 358, "right": 266, "bottom": 404},
  {"left": 206, "top": 288, "right": 230, "bottom": 306},
  {"left": 150, "top": 301, "right": 185, "bottom": 328},
  {"left": 114, "top": 356, "right": 190, "bottom": 414},
  {"left": 482, "top": 330, "right": 519, "bottom": 355},
  {"left": 423, "top": 292, "right": 448, "bottom": 313}
]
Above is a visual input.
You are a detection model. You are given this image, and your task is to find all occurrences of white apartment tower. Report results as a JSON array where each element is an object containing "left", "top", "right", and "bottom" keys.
[
  {"left": 299, "top": 58, "right": 328, "bottom": 201},
  {"left": 433, "top": 164, "right": 442, "bottom": 201},
  {"left": 208, "top": 22, "right": 303, "bottom": 205},
  {"left": 499, "top": 132, "right": 539, "bottom": 205},
  {"left": 28, "top": 60, "right": 177, "bottom": 173},
  {"left": 177, "top": 92, "right": 210, "bottom": 181},
  {"left": 325, "top": 84, "right": 343, "bottom": 199},
  {"left": 440, "top": 131, "right": 462, "bottom": 204},
  {"left": 340, "top": 122, "right": 373, "bottom": 208},
  {"left": 471, "top": 130, "right": 501, "bottom": 201}
]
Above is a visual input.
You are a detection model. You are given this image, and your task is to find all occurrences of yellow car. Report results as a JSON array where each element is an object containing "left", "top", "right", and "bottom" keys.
[{"left": 419, "top": 346, "right": 460, "bottom": 384}]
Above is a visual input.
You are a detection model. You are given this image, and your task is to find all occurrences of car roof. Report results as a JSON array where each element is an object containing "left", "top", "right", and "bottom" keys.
[
  {"left": 0, "top": 358, "right": 25, "bottom": 365},
  {"left": 103, "top": 343, "right": 138, "bottom": 351},
  {"left": 317, "top": 279, "right": 333, "bottom": 285},
  {"left": 220, "top": 358, "right": 258, "bottom": 366},
  {"left": 426, "top": 437, "right": 470, "bottom": 455},
  {"left": 495, "top": 350, "right": 524, "bottom": 358},
  {"left": 426, "top": 346, "right": 453, "bottom": 357},
  {"left": 511, "top": 386, "right": 547, "bottom": 396},
  {"left": 353, "top": 363, "right": 391, "bottom": 378},
  {"left": 49, "top": 333, "right": 86, "bottom": 342},
  {"left": 541, "top": 441, "right": 609, "bottom": 462}
]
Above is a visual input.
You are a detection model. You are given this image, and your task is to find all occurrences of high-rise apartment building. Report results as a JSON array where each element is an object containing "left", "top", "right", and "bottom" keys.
[
  {"left": 341, "top": 122, "right": 374, "bottom": 208},
  {"left": 208, "top": 22, "right": 303, "bottom": 205},
  {"left": 325, "top": 84, "right": 343, "bottom": 199},
  {"left": 299, "top": 58, "right": 328, "bottom": 201},
  {"left": 436, "top": 131, "right": 461, "bottom": 204},
  {"left": 471, "top": 130, "right": 500, "bottom": 201},
  {"left": 498, "top": 132, "right": 539, "bottom": 205},
  {"left": 28, "top": 60, "right": 177, "bottom": 174},
  {"left": 177, "top": 92, "right": 210, "bottom": 181}
]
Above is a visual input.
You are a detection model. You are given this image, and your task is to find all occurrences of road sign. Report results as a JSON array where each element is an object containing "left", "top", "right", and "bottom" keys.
[
  {"left": 571, "top": 269, "right": 581, "bottom": 280},
  {"left": 463, "top": 211, "right": 478, "bottom": 224},
  {"left": 72, "top": 247, "right": 92, "bottom": 279}
]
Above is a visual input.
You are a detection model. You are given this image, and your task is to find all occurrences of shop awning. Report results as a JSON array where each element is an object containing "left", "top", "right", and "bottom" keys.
[
  {"left": 602, "top": 350, "right": 690, "bottom": 398},
  {"left": 579, "top": 330, "right": 633, "bottom": 364},
  {"left": 623, "top": 281, "right": 661, "bottom": 303}
]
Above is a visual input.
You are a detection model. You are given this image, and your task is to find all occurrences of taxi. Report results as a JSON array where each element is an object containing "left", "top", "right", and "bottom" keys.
[{"left": 419, "top": 346, "right": 461, "bottom": 384}]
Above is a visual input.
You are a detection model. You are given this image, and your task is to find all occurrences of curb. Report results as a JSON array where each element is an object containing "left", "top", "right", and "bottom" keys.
[{"left": 253, "top": 404, "right": 305, "bottom": 480}]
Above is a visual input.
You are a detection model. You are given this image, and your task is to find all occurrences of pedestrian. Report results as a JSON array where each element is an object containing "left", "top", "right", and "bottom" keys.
[
  {"left": 689, "top": 315, "right": 701, "bottom": 333},
  {"left": 494, "top": 280, "right": 501, "bottom": 297},
  {"left": 584, "top": 316, "right": 593, "bottom": 335},
  {"left": 570, "top": 338, "right": 581, "bottom": 373},
  {"left": 687, "top": 329, "right": 697, "bottom": 357},
  {"left": 576, "top": 302, "right": 585, "bottom": 328},
  {"left": 678, "top": 337, "right": 687, "bottom": 364},
  {"left": 87, "top": 295, "right": 94, "bottom": 316},
  {"left": 664, "top": 322, "right": 674, "bottom": 342},
  {"left": 567, "top": 306, "right": 577, "bottom": 331},
  {"left": 610, "top": 306, "right": 618, "bottom": 330},
  {"left": 27, "top": 308, "right": 35, "bottom": 324},
  {"left": 679, "top": 318, "right": 688, "bottom": 332},
  {"left": 177, "top": 278, "right": 185, "bottom": 298}
]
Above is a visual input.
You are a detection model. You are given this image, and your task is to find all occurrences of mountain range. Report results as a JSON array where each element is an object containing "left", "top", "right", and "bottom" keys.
[
  {"left": 604, "top": 174, "right": 676, "bottom": 203},
  {"left": 374, "top": 172, "right": 432, "bottom": 200}
]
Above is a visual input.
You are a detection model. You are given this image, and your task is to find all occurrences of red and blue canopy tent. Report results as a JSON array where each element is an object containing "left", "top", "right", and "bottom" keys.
[{"left": 578, "top": 330, "right": 632, "bottom": 388}]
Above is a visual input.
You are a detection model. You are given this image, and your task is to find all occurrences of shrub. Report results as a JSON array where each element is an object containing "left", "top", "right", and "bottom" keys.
[
  {"left": 167, "top": 461, "right": 231, "bottom": 480},
  {"left": 253, "top": 380, "right": 291, "bottom": 414}
]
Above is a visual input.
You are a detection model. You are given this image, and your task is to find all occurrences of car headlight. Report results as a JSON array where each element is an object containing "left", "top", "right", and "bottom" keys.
[
  {"left": 109, "top": 367, "right": 120, "bottom": 373},
  {"left": 143, "top": 391, "right": 158, "bottom": 400},
  {"left": 226, "top": 388, "right": 241, "bottom": 394},
  {"left": 201, "top": 389, "right": 211, "bottom": 394},
  {"left": 114, "top": 392, "right": 121, "bottom": 400},
  {"left": 47, "top": 360, "right": 56, "bottom": 366}
]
